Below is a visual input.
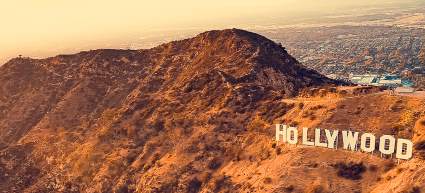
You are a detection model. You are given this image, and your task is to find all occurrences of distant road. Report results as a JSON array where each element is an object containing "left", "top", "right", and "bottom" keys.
[
  {"left": 394, "top": 91, "right": 425, "bottom": 98},
  {"left": 283, "top": 90, "right": 425, "bottom": 105}
]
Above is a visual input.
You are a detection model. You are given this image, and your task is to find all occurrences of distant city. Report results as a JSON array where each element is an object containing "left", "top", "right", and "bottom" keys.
[{"left": 257, "top": 25, "right": 425, "bottom": 90}]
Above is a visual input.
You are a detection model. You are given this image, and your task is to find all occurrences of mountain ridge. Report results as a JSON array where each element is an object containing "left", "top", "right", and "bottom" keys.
[{"left": 2, "top": 29, "right": 422, "bottom": 193}]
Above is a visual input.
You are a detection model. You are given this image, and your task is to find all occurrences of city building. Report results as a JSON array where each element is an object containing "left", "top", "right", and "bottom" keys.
[{"left": 395, "top": 87, "right": 415, "bottom": 93}]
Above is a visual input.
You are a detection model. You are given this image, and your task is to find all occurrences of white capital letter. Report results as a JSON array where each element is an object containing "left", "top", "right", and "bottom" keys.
[
  {"left": 379, "top": 135, "right": 395, "bottom": 155},
  {"left": 360, "top": 133, "right": 376, "bottom": 153},
  {"left": 315, "top": 128, "right": 328, "bottom": 147},
  {"left": 325, "top": 129, "right": 339, "bottom": 149},
  {"left": 342, "top": 130, "right": 359, "bottom": 151},
  {"left": 396, "top": 138, "right": 413, "bottom": 160},
  {"left": 275, "top": 124, "right": 287, "bottom": 143},
  {"left": 302, "top": 127, "right": 314, "bottom": 146},
  {"left": 287, "top": 126, "right": 298, "bottom": 145}
]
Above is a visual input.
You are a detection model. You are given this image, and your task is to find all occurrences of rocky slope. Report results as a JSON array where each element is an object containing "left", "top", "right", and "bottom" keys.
[{"left": 0, "top": 29, "right": 423, "bottom": 193}]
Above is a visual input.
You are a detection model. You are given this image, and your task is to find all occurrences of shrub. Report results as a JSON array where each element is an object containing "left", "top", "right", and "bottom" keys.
[
  {"left": 298, "top": 103, "right": 304, "bottom": 109},
  {"left": 208, "top": 158, "right": 222, "bottom": 170},
  {"left": 306, "top": 162, "right": 318, "bottom": 168},
  {"left": 332, "top": 162, "right": 366, "bottom": 180},
  {"left": 415, "top": 140, "right": 425, "bottom": 159},
  {"left": 212, "top": 175, "right": 232, "bottom": 192},
  {"left": 283, "top": 185, "right": 294, "bottom": 192},
  {"left": 310, "top": 105, "right": 325, "bottom": 111},
  {"left": 306, "top": 185, "right": 325, "bottom": 193},
  {"left": 415, "top": 140, "right": 425, "bottom": 150},
  {"left": 403, "top": 186, "right": 421, "bottom": 193},
  {"left": 338, "top": 90, "right": 348, "bottom": 95},
  {"left": 290, "top": 121, "right": 299, "bottom": 127},
  {"left": 263, "top": 177, "right": 272, "bottom": 184},
  {"left": 116, "top": 184, "right": 130, "bottom": 193},
  {"left": 187, "top": 178, "right": 202, "bottom": 193},
  {"left": 271, "top": 143, "right": 276, "bottom": 148},
  {"left": 259, "top": 147, "right": 271, "bottom": 160},
  {"left": 275, "top": 147, "right": 282, "bottom": 155},
  {"left": 368, "top": 164, "right": 378, "bottom": 172},
  {"left": 383, "top": 161, "right": 395, "bottom": 171}
]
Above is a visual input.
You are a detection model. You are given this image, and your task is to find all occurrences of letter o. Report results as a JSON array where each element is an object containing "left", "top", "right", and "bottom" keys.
[
  {"left": 360, "top": 133, "right": 376, "bottom": 152},
  {"left": 379, "top": 135, "right": 395, "bottom": 155},
  {"left": 287, "top": 127, "right": 298, "bottom": 145}
]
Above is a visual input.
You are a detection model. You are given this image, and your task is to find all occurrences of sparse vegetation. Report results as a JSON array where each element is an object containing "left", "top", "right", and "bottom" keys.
[
  {"left": 310, "top": 105, "right": 325, "bottom": 111},
  {"left": 208, "top": 158, "right": 222, "bottom": 170},
  {"left": 259, "top": 146, "right": 271, "bottom": 160},
  {"left": 368, "top": 164, "right": 378, "bottom": 172},
  {"left": 338, "top": 90, "right": 348, "bottom": 96},
  {"left": 402, "top": 186, "right": 421, "bottom": 193},
  {"left": 187, "top": 178, "right": 202, "bottom": 193},
  {"left": 333, "top": 162, "right": 366, "bottom": 180},
  {"left": 398, "top": 110, "right": 416, "bottom": 129},
  {"left": 353, "top": 106, "right": 364, "bottom": 115},
  {"left": 263, "top": 177, "right": 272, "bottom": 184},
  {"left": 306, "top": 162, "right": 318, "bottom": 168},
  {"left": 283, "top": 185, "right": 295, "bottom": 192},
  {"left": 290, "top": 121, "right": 299, "bottom": 127},
  {"left": 302, "top": 111, "right": 316, "bottom": 120},
  {"left": 414, "top": 140, "right": 425, "bottom": 151},
  {"left": 414, "top": 140, "right": 425, "bottom": 159},
  {"left": 306, "top": 185, "right": 325, "bottom": 193},
  {"left": 298, "top": 102, "right": 304, "bottom": 109},
  {"left": 383, "top": 161, "right": 395, "bottom": 171},
  {"left": 248, "top": 115, "right": 269, "bottom": 132},
  {"left": 212, "top": 175, "right": 233, "bottom": 192},
  {"left": 275, "top": 147, "right": 282, "bottom": 155}
]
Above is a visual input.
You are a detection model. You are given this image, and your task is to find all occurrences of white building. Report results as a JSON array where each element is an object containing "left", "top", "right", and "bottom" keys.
[{"left": 395, "top": 87, "right": 415, "bottom": 93}]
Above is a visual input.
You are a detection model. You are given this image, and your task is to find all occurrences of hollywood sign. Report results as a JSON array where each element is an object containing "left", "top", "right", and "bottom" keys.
[{"left": 275, "top": 124, "right": 413, "bottom": 160}]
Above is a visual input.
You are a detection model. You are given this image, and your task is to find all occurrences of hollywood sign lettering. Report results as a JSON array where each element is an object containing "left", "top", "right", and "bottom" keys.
[{"left": 275, "top": 124, "right": 413, "bottom": 160}]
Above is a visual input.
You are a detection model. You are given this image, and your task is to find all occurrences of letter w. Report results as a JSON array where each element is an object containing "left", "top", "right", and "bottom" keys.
[{"left": 342, "top": 130, "right": 359, "bottom": 151}]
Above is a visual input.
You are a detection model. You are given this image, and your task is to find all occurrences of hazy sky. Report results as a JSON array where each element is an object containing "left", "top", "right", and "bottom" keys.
[{"left": 0, "top": 0, "right": 422, "bottom": 63}]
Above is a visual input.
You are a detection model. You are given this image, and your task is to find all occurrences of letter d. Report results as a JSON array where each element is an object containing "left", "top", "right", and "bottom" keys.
[{"left": 396, "top": 138, "right": 413, "bottom": 160}]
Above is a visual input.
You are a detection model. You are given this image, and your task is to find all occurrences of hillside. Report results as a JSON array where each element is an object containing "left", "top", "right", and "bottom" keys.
[{"left": 0, "top": 29, "right": 424, "bottom": 193}]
